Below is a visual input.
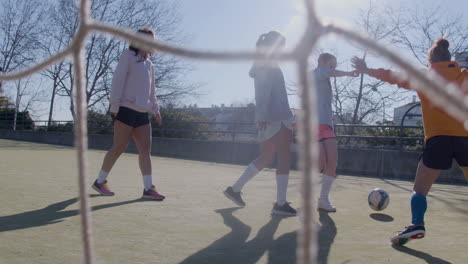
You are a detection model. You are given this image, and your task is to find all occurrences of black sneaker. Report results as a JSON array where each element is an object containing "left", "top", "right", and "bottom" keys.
[
  {"left": 272, "top": 202, "right": 297, "bottom": 216},
  {"left": 223, "top": 187, "right": 246, "bottom": 207},
  {"left": 391, "top": 225, "right": 425, "bottom": 246}
]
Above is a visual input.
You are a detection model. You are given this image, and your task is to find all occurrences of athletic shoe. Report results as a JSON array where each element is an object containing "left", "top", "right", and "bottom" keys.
[
  {"left": 318, "top": 198, "right": 336, "bottom": 212},
  {"left": 142, "top": 185, "right": 165, "bottom": 201},
  {"left": 92, "top": 180, "right": 115, "bottom": 196},
  {"left": 223, "top": 187, "right": 246, "bottom": 207},
  {"left": 391, "top": 225, "right": 425, "bottom": 246},
  {"left": 272, "top": 202, "right": 297, "bottom": 216}
]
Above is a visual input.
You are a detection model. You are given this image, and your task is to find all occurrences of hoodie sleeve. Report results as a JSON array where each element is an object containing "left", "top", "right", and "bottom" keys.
[
  {"left": 252, "top": 66, "right": 272, "bottom": 122},
  {"left": 367, "top": 68, "right": 411, "bottom": 90},
  {"left": 150, "top": 64, "right": 159, "bottom": 114},
  {"left": 109, "top": 51, "right": 131, "bottom": 113}
]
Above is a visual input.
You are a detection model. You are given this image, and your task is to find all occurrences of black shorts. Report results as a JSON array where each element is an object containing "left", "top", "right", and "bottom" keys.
[
  {"left": 114, "top": 107, "right": 149, "bottom": 128},
  {"left": 422, "top": 136, "right": 468, "bottom": 170}
]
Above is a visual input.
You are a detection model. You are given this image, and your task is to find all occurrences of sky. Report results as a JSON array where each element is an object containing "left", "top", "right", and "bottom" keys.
[
  {"left": 175, "top": 0, "right": 467, "bottom": 110},
  {"left": 43, "top": 0, "right": 468, "bottom": 120}
]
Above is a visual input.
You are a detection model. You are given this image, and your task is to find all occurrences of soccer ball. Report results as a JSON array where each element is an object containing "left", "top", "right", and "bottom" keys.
[{"left": 368, "top": 188, "right": 390, "bottom": 211}]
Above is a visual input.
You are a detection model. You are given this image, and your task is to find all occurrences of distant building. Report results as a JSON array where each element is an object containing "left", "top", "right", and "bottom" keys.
[
  {"left": 455, "top": 51, "right": 468, "bottom": 69},
  {"left": 393, "top": 96, "right": 422, "bottom": 126},
  {"left": 196, "top": 104, "right": 255, "bottom": 124},
  {"left": 0, "top": 96, "right": 14, "bottom": 110}
]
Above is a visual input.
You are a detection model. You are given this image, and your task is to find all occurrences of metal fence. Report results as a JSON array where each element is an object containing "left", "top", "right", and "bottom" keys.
[
  {"left": 0, "top": 116, "right": 425, "bottom": 150},
  {"left": 3, "top": 0, "right": 466, "bottom": 262}
]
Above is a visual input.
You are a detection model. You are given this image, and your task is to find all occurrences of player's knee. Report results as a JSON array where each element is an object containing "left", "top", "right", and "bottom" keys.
[
  {"left": 138, "top": 146, "right": 151, "bottom": 154},
  {"left": 109, "top": 145, "right": 126, "bottom": 156},
  {"left": 139, "top": 152, "right": 151, "bottom": 160},
  {"left": 258, "top": 153, "right": 274, "bottom": 166}
]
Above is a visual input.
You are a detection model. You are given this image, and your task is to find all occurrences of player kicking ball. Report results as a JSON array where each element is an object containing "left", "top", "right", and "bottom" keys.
[{"left": 352, "top": 38, "right": 468, "bottom": 245}]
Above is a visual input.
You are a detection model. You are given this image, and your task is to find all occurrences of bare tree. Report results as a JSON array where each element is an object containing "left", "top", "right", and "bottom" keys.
[
  {"left": 39, "top": 1, "right": 75, "bottom": 126},
  {"left": 0, "top": 0, "right": 46, "bottom": 126},
  {"left": 0, "top": 0, "right": 45, "bottom": 74},
  {"left": 390, "top": 5, "right": 468, "bottom": 67},
  {"left": 328, "top": 1, "right": 409, "bottom": 125},
  {"left": 10, "top": 77, "right": 47, "bottom": 129},
  {"left": 42, "top": 0, "right": 195, "bottom": 120}
]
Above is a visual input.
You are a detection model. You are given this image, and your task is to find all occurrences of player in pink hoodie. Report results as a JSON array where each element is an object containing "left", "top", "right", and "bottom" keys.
[{"left": 92, "top": 27, "right": 164, "bottom": 200}]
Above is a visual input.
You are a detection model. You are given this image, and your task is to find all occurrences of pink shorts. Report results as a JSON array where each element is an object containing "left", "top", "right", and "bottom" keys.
[{"left": 318, "top": 124, "right": 336, "bottom": 141}]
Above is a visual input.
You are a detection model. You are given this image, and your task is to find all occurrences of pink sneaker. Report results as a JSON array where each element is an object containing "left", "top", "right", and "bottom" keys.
[
  {"left": 92, "top": 180, "right": 115, "bottom": 196},
  {"left": 142, "top": 185, "right": 165, "bottom": 201}
]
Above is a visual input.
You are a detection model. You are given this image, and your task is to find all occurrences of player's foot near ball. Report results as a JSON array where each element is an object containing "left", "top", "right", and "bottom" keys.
[
  {"left": 92, "top": 180, "right": 115, "bottom": 196},
  {"left": 142, "top": 185, "right": 165, "bottom": 201},
  {"left": 391, "top": 225, "right": 425, "bottom": 246},
  {"left": 272, "top": 202, "right": 297, "bottom": 216},
  {"left": 318, "top": 198, "right": 336, "bottom": 212},
  {"left": 223, "top": 187, "right": 246, "bottom": 207}
]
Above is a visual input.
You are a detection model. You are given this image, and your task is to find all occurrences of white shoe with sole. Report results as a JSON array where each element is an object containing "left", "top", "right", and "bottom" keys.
[{"left": 318, "top": 198, "right": 336, "bottom": 212}]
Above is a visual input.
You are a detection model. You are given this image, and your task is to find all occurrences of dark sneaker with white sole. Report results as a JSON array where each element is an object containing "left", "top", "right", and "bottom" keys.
[
  {"left": 223, "top": 187, "right": 245, "bottom": 207},
  {"left": 391, "top": 225, "right": 425, "bottom": 246},
  {"left": 92, "top": 180, "right": 115, "bottom": 196},
  {"left": 272, "top": 202, "right": 297, "bottom": 216},
  {"left": 142, "top": 185, "right": 165, "bottom": 201}
]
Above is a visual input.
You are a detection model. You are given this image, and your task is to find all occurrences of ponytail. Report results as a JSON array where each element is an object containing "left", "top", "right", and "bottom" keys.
[{"left": 256, "top": 34, "right": 268, "bottom": 47}]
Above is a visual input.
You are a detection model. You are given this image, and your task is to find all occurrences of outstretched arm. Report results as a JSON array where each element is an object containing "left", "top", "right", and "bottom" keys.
[
  {"left": 351, "top": 56, "right": 411, "bottom": 90},
  {"left": 330, "top": 69, "right": 359, "bottom": 78},
  {"left": 315, "top": 68, "right": 358, "bottom": 79}
]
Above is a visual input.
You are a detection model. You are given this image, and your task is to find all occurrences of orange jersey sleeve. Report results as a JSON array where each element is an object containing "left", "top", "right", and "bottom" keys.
[
  {"left": 367, "top": 68, "right": 411, "bottom": 90},
  {"left": 462, "top": 70, "right": 468, "bottom": 94}
]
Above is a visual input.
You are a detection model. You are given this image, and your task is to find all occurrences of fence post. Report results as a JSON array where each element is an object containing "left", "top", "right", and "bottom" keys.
[
  {"left": 399, "top": 102, "right": 421, "bottom": 150},
  {"left": 231, "top": 123, "right": 237, "bottom": 142}
]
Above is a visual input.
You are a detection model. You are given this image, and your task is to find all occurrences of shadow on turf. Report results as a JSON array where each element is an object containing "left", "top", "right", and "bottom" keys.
[
  {"left": 0, "top": 196, "right": 148, "bottom": 232},
  {"left": 392, "top": 245, "right": 452, "bottom": 264},
  {"left": 179, "top": 209, "right": 337, "bottom": 264},
  {"left": 381, "top": 179, "right": 468, "bottom": 216},
  {"left": 369, "top": 213, "right": 394, "bottom": 222}
]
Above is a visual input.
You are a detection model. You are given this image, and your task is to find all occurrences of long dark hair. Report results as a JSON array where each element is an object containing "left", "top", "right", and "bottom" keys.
[
  {"left": 129, "top": 27, "right": 155, "bottom": 56},
  {"left": 428, "top": 38, "right": 451, "bottom": 64}
]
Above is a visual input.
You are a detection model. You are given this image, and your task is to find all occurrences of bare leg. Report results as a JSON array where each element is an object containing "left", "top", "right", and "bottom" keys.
[
  {"left": 407, "top": 161, "right": 441, "bottom": 227},
  {"left": 101, "top": 120, "right": 133, "bottom": 172},
  {"left": 275, "top": 125, "right": 293, "bottom": 206},
  {"left": 321, "top": 138, "right": 338, "bottom": 177},
  {"left": 252, "top": 137, "right": 277, "bottom": 170},
  {"left": 230, "top": 130, "right": 276, "bottom": 194},
  {"left": 318, "top": 138, "right": 338, "bottom": 211},
  {"left": 318, "top": 142, "right": 326, "bottom": 173},
  {"left": 132, "top": 123, "right": 152, "bottom": 175},
  {"left": 413, "top": 161, "right": 441, "bottom": 196},
  {"left": 462, "top": 167, "right": 468, "bottom": 183},
  {"left": 276, "top": 125, "right": 293, "bottom": 175}
]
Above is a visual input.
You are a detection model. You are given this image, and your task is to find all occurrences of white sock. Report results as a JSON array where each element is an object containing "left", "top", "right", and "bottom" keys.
[
  {"left": 320, "top": 175, "right": 335, "bottom": 201},
  {"left": 143, "top": 175, "right": 153, "bottom": 190},
  {"left": 276, "top": 174, "right": 289, "bottom": 206},
  {"left": 97, "top": 170, "right": 109, "bottom": 184},
  {"left": 232, "top": 163, "right": 260, "bottom": 192}
]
